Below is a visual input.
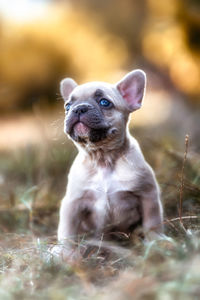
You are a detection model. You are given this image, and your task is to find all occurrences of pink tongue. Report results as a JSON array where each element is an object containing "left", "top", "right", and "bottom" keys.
[{"left": 74, "top": 122, "right": 90, "bottom": 136}]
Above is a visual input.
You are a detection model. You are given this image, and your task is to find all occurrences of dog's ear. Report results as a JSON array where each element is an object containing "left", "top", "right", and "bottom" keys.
[
  {"left": 116, "top": 70, "right": 146, "bottom": 112},
  {"left": 60, "top": 78, "right": 77, "bottom": 101}
]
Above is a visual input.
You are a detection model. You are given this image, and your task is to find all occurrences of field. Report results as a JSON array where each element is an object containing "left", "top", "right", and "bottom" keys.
[{"left": 1, "top": 118, "right": 200, "bottom": 300}]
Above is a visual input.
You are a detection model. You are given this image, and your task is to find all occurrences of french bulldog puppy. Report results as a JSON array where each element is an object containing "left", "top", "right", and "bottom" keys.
[{"left": 56, "top": 70, "right": 163, "bottom": 256}]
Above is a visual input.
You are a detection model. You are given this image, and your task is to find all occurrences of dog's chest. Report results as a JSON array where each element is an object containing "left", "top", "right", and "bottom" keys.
[
  {"left": 87, "top": 164, "right": 138, "bottom": 214},
  {"left": 90, "top": 168, "right": 119, "bottom": 198},
  {"left": 68, "top": 156, "right": 142, "bottom": 233}
]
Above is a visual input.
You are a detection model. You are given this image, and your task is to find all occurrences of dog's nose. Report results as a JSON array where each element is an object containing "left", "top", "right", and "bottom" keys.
[{"left": 72, "top": 104, "right": 89, "bottom": 115}]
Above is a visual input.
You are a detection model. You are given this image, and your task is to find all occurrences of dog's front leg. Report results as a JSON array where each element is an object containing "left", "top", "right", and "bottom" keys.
[
  {"left": 58, "top": 198, "right": 74, "bottom": 241},
  {"left": 51, "top": 197, "right": 80, "bottom": 261},
  {"left": 141, "top": 185, "right": 164, "bottom": 241}
]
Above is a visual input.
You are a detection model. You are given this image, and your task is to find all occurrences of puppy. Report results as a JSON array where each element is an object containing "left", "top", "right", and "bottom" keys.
[{"left": 56, "top": 70, "right": 163, "bottom": 257}]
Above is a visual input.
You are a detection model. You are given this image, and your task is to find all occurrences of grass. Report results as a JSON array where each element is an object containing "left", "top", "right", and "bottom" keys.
[{"left": 0, "top": 128, "right": 200, "bottom": 299}]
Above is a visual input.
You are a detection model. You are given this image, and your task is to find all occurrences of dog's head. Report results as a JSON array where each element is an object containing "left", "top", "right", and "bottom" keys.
[{"left": 60, "top": 70, "right": 146, "bottom": 149}]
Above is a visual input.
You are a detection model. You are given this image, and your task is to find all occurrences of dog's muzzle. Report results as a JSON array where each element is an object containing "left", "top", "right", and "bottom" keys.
[{"left": 65, "top": 103, "right": 110, "bottom": 143}]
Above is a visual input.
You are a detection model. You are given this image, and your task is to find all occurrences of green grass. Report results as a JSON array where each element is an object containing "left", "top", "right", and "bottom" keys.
[{"left": 0, "top": 132, "right": 200, "bottom": 299}]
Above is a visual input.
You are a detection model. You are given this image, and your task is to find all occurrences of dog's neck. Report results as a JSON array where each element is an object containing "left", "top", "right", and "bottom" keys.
[{"left": 76, "top": 131, "right": 130, "bottom": 168}]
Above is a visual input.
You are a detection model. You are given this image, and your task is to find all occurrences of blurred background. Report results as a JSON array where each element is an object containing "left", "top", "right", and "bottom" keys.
[{"left": 0, "top": 0, "right": 200, "bottom": 234}]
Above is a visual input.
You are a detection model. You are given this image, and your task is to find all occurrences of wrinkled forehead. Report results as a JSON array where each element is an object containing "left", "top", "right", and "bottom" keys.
[{"left": 71, "top": 81, "right": 123, "bottom": 107}]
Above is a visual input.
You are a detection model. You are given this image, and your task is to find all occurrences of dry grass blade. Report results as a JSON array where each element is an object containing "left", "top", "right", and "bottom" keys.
[{"left": 179, "top": 134, "right": 189, "bottom": 230}]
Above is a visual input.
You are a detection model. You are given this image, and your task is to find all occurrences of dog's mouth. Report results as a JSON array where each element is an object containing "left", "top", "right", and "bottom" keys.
[
  {"left": 68, "top": 121, "right": 110, "bottom": 144},
  {"left": 73, "top": 122, "right": 90, "bottom": 138}
]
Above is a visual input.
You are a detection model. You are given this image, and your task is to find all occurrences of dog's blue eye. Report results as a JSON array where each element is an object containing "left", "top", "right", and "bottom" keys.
[
  {"left": 65, "top": 103, "right": 71, "bottom": 111},
  {"left": 99, "top": 99, "right": 111, "bottom": 107}
]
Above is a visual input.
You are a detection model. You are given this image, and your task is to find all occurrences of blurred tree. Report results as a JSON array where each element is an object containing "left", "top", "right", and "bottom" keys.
[
  {"left": 0, "top": 0, "right": 199, "bottom": 113},
  {"left": 0, "top": 5, "right": 128, "bottom": 112},
  {"left": 0, "top": 29, "right": 73, "bottom": 111},
  {"left": 71, "top": 0, "right": 147, "bottom": 61},
  {"left": 70, "top": 0, "right": 200, "bottom": 101},
  {"left": 179, "top": 0, "right": 200, "bottom": 52}
]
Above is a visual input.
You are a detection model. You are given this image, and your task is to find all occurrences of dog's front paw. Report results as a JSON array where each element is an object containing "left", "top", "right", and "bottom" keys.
[{"left": 48, "top": 244, "right": 78, "bottom": 263}]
